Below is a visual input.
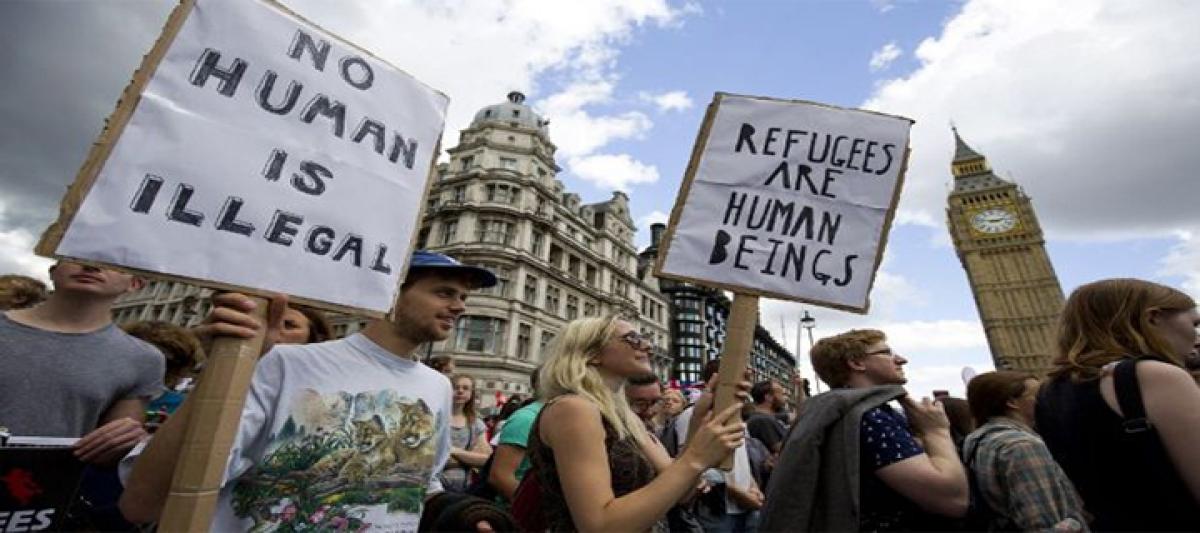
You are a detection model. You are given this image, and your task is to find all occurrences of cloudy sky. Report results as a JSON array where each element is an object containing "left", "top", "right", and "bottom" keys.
[{"left": 3, "top": 0, "right": 1198, "bottom": 396}]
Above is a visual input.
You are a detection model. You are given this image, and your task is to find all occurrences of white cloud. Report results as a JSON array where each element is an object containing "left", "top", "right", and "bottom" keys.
[
  {"left": 639, "top": 90, "right": 694, "bottom": 112},
  {"left": 0, "top": 1, "right": 696, "bottom": 273},
  {"left": 1156, "top": 226, "right": 1200, "bottom": 298},
  {"left": 282, "top": 0, "right": 689, "bottom": 185},
  {"left": 877, "top": 319, "right": 988, "bottom": 352},
  {"left": 635, "top": 210, "right": 671, "bottom": 248},
  {"left": 862, "top": 0, "right": 1200, "bottom": 244},
  {"left": 540, "top": 80, "right": 655, "bottom": 158},
  {"left": 283, "top": 0, "right": 688, "bottom": 145},
  {"left": 640, "top": 210, "right": 670, "bottom": 228},
  {"left": 0, "top": 200, "right": 52, "bottom": 281},
  {"left": 869, "top": 42, "right": 903, "bottom": 72},
  {"left": 568, "top": 153, "right": 660, "bottom": 191},
  {"left": 871, "top": 0, "right": 897, "bottom": 14}
]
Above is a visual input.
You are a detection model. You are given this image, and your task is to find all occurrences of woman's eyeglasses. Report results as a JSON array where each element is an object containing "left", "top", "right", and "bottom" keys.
[{"left": 619, "top": 330, "right": 655, "bottom": 351}]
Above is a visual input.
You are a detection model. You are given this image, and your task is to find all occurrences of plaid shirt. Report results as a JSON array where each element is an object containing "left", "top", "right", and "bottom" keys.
[{"left": 964, "top": 418, "right": 1089, "bottom": 531}]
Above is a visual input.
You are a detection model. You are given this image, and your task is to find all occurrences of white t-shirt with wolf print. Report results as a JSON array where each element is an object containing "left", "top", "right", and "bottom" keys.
[{"left": 213, "top": 333, "right": 452, "bottom": 532}]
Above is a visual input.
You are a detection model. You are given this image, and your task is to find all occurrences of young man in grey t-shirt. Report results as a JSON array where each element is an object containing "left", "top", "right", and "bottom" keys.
[{"left": 0, "top": 261, "right": 163, "bottom": 465}]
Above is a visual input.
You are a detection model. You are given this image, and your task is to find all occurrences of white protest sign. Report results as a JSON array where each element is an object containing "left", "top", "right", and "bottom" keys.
[
  {"left": 38, "top": 0, "right": 447, "bottom": 314},
  {"left": 657, "top": 93, "right": 912, "bottom": 313}
]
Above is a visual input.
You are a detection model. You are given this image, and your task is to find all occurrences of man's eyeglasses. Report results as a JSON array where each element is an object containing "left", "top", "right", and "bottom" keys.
[
  {"left": 865, "top": 348, "right": 899, "bottom": 359},
  {"left": 630, "top": 398, "right": 663, "bottom": 410},
  {"left": 619, "top": 331, "right": 655, "bottom": 351}
]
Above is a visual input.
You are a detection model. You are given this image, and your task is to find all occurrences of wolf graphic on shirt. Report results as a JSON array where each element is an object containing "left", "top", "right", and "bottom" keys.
[{"left": 232, "top": 388, "right": 437, "bottom": 532}]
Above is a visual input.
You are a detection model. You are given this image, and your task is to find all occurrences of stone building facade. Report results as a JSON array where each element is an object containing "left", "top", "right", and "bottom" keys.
[
  {"left": 408, "top": 91, "right": 672, "bottom": 405},
  {"left": 112, "top": 280, "right": 213, "bottom": 328}
]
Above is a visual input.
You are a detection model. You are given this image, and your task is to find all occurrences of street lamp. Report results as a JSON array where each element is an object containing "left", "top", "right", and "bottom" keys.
[{"left": 799, "top": 310, "right": 818, "bottom": 393}]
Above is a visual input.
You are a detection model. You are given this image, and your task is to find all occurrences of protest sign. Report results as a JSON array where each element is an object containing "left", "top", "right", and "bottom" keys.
[
  {"left": 36, "top": 0, "right": 448, "bottom": 316},
  {"left": 33, "top": 0, "right": 448, "bottom": 527},
  {"left": 0, "top": 446, "right": 85, "bottom": 532},
  {"left": 658, "top": 93, "right": 912, "bottom": 467},
  {"left": 656, "top": 93, "right": 912, "bottom": 313}
]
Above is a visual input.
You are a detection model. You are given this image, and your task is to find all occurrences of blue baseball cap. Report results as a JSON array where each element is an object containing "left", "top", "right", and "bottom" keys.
[{"left": 407, "top": 250, "right": 497, "bottom": 288}]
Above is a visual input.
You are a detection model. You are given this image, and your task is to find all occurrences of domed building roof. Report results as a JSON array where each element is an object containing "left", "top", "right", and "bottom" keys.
[{"left": 470, "top": 91, "right": 549, "bottom": 134}]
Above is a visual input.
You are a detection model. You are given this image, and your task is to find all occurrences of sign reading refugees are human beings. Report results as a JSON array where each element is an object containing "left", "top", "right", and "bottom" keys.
[
  {"left": 657, "top": 93, "right": 912, "bottom": 313},
  {"left": 37, "top": 0, "right": 448, "bottom": 314}
]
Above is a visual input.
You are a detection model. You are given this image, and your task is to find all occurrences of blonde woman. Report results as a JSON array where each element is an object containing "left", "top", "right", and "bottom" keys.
[{"left": 528, "top": 315, "right": 746, "bottom": 532}]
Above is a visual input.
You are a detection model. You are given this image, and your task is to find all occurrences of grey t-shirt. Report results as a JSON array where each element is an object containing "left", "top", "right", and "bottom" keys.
[{"left": 0, "top": 312, "right": 164, "bottom": 437}]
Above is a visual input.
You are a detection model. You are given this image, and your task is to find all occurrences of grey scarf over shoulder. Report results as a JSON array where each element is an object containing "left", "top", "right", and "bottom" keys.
[{"left": 759, "top": 385, "right": 907, "bottom": 532}]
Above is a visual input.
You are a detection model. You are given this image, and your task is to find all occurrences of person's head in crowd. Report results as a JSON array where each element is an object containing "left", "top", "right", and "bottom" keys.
[
  {"left": 625, "top": 373, "right": 663, "bottom": 425},
  {"left": 967, "top": 371, "right": 1040, "bottom": 428},
  {"left": 940, "top": 396, "right": 976, "bottom": 448},
  {"left": 496, "top": 396, "right": 525, "bottom": 422},
  {"left": 417, "top": 492, "right": 516, "bottom": 533},
  {"left": 751, "top": 380, "right": 788, "bottom": 412},
  {"left": 451, "top": 374, "right": 479, "bottom": 422},
  {"left": 661, "top": 388, "right": 686, "bottom": 417},
  {"left": 122, "top": 320, "right": 205, "bottom": 390},
  {"left": 0, "top": 274, "right": 48, "bottom": 310},
  {"left": 428, "top": 354, "right": 456, "bottom": 375},
  {"left": 277, "top": 305, "right": 333, "bottom": 345},
  {"left": 810, "top": 328, "right": 907, "bottom": 389},
  {"left": 538, "top": 314, "right": 654, "bottom": 441},
  {"left": 47, "top": 261, "right": 144, "bottom": 302},
  {"left": 1051, "top": 278, "right": 1198, "bottom": 379},
  {"left": 386, "top": 250, "right": 495, "bottom": 350}
]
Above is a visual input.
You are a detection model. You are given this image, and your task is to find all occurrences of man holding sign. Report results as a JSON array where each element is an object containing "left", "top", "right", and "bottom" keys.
[
  {"left": 32, "top": 0, "right": 461, "bottom": 528},
  {"left": 121, "top": 251, "right": 498, "bottom": 531}
]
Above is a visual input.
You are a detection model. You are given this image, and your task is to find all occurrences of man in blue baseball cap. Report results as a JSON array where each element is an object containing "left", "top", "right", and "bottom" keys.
[{"left": 122, "top": 251, "right": 500, "bottom": 531}]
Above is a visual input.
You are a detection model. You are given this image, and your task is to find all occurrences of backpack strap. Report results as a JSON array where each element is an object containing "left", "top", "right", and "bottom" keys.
[
  {"left": 1113, "top": 358, "right": 1152, "bottom": 433},
  {"left": 465, "top": 418, "right": 476, "bottom": 451}
]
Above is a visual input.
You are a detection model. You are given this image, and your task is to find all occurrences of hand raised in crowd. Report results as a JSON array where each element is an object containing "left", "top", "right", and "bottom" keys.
[
  {"left": 73, "top": 417, "right": 148, "bottom": 465},
  {"left": 192, "top": 292, "right": 288, "bottom": 357},
  {"left": 680, "top": 402, "right": 746, "bottom": 469},
  {"left": 899, "top": 395, "right": 951, "bottom": 436}
]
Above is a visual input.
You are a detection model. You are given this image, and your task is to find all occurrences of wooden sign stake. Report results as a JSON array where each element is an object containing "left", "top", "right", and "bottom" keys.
[
  {"left": 713, "top": 293, "right": 758, "bottom": 470},
  {"left": 159, "top": 296, "right": 267, "bottom": 532}
]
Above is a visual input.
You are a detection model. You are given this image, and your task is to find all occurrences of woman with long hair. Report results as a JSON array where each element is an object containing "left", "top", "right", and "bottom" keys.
[
  {"left": 442, "top": 373, "right": 492, "bottom": 492},
  {"left": 1036, "top": 278, "right": 1200, "bottom": 530},
  {"left": 528, "top": 315, "right": 746, "bottom": 532}
]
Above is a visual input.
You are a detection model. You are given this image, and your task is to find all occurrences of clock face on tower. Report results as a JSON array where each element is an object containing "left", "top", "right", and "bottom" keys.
[{"left": 971, "top": 208, "right": 1017, "bottom": 234}]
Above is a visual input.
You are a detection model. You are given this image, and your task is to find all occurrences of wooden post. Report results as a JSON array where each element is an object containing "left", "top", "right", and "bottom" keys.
[
  {"left": 713, "top": 293, "right": 758, "bottom": 470},
  {"left": 159, "top": 296, "right": 268, "bottom": 532}
]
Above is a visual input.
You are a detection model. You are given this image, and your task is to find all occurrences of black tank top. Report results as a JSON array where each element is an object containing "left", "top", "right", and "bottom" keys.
[{"left": 1035, "top": 361, "right": 1198, "bottom": 531}]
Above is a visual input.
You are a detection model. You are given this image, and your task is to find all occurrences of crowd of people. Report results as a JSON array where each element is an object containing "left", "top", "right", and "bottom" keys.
[{"left": 1, "top": 254, "right": 1198, "bottom": 532}]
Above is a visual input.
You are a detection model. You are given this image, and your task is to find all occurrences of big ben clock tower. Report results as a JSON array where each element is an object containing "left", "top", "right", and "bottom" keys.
[{"left": 946, "top": 128, "right": 1065, "bottom": 375}]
